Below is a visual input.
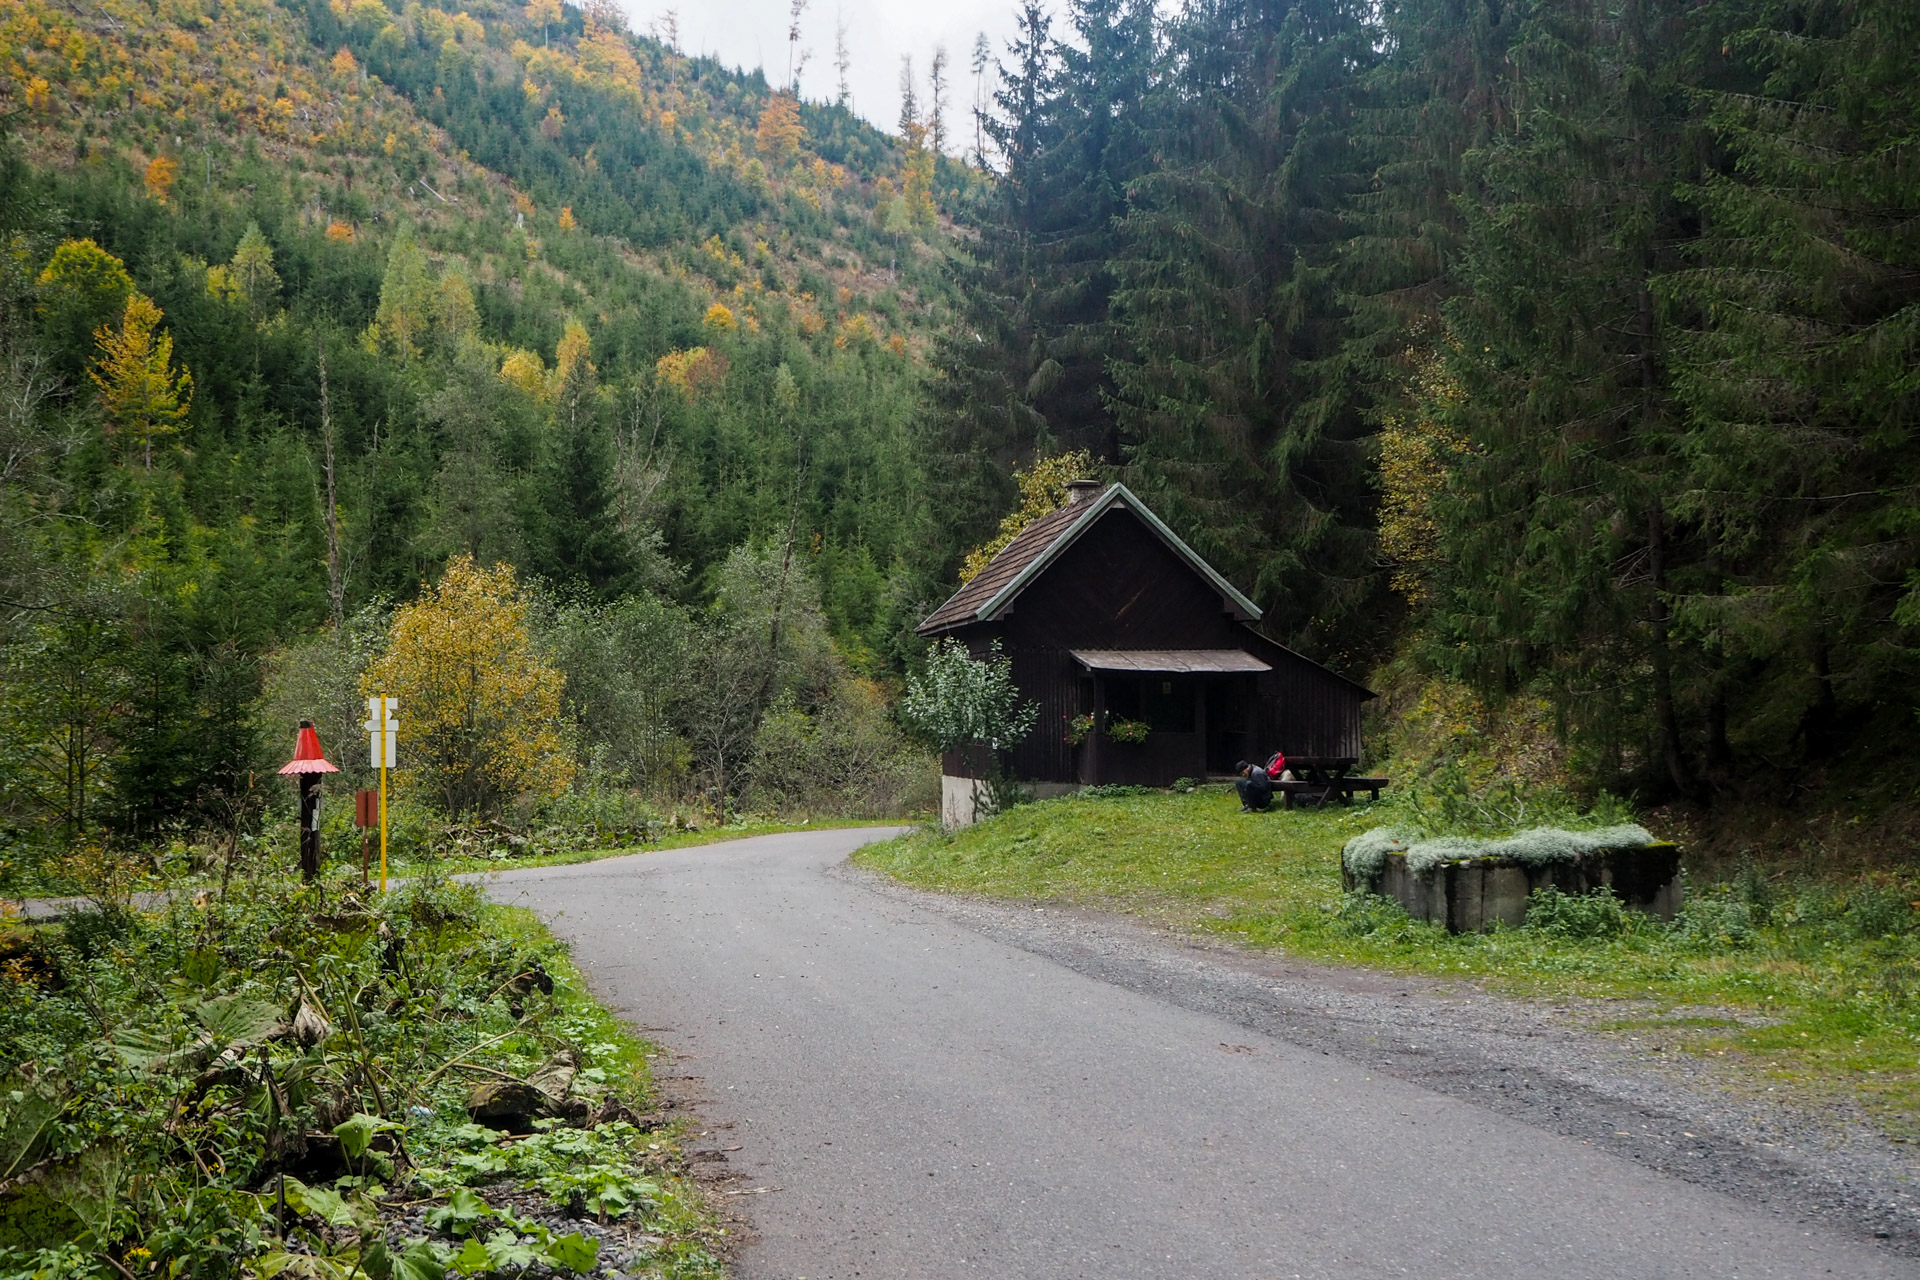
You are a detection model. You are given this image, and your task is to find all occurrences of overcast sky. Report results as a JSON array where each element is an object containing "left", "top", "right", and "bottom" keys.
[{"left": 617, "top": 0, "right": 1029, "bottom": 152}]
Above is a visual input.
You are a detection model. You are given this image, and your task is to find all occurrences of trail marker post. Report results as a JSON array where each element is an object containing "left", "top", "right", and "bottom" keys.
[
  {"left": 278, "top": 721, "right": 339, "bottom": 882},
  {"left": 363, "top": 696, "right": 398, "bottom": 891}
]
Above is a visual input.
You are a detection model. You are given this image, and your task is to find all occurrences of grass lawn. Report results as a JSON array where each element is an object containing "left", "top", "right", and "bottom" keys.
[{"left": 855, "top": 787, "right": 1920, "bottom": 1134}]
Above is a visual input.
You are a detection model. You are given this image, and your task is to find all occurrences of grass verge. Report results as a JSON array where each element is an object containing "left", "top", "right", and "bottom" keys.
[
  {"left": 421, "top": 817, "right": 903, "bottom": 878},
  {"left": 0, "top": 869, "right": 727, "bottom": 1278},
  {"left": 855, "top": 788, "right": 1920, "bottom": 1135}
]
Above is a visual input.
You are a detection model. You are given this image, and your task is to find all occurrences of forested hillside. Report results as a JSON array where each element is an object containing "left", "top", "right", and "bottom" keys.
[
  {"left": 0, "top": 0, "right": 969, "bottom": 857},
  {"left": 2, "top": 0, "right": 1915, "bottom": 867},
  {"left": 930, "top": 0, "right": 1919, "bottom": 826}
]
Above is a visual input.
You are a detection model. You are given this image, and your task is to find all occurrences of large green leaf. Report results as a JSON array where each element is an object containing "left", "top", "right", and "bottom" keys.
[
  {"left": 282, "top": 1176, "right": 357, "bottom": 1230},
  {"left": 444, "top": 1238, "right": 490, "bottom": 1278},
  {"left": 0, "top": 1084, "right": 62, "bottom": 1181},
  {"left": 333, "top": 1112, "right": 404, "bottom": 1159},
  {"left": 194, "top": 994, "right": 283, "bottom": 1047},
  {"left": 544, "top": 1232, "right": 599, "bottom": 1273}
]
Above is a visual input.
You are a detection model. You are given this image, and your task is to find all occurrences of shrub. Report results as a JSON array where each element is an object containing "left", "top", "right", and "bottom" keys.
[
  {"left": 1666, "top": 893, "right": 1756, "bottom": 951},
  {"left": 1330, "top": 892, "right": 1413, "bottom": 938},
  {"left": 362, "top": 556, "right": 574, "bottom": 816},
  {"left": 1524, "top": 886, "right": 1631, "bottom": 940}
]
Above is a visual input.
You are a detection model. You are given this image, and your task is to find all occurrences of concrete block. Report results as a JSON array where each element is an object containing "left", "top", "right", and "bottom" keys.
[{"left": 1355, "top": 843, "right": 1684, "bottom": 934}]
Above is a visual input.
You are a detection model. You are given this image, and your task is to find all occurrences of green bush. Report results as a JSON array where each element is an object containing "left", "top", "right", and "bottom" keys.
[
  {"left": 1666, "top": 893, "right": 1756, "bottom": 951},
  {"left": 1524, "top": 886, "right": 1631, "bottom": 941},
  {"left": 1330, "top": 892, "right": 1415, "bottom": 938}
]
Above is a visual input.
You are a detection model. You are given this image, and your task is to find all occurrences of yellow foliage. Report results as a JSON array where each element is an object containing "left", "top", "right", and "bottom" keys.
[
  {"left": 959, "top": 450, "right": 1097, "bottom": 583},
  {"left": 24, "top": 75, "right": 50, "bottom": 109},
  {"left": 579, "top": 13, "right": 643, "bottom": 93},
  {"left": 654, "top": 346, "right": 725, "bottom": 398},
  {"left": 330, "top": 46, "right": 358, "bottom": 77},
  {"left": 498, "top": 347, "right": 549, "bottom": 400},
  {"left": 554, "top": 318, "right": 594, "bottom": 386},
  {"left": 90, "top": 292, "right": 193, "bottom": 470},
  {"left": 702, "top": 302, "right": 736, "bottom": 334},
  {"left": 513, "top": 189, "right": 535, "bottom": 218},
  {"left": 326, "top": 220, "right": 356, "bottom": 242},
  {"left": 1377, "top": 347, "right": 1468, "bottom": 604},
  {"left": 756, "top": 91, "right": 803, "bottom": 168},
  {"left": 362, "top": 556, "right": 575, "bottom": 815},
  {"left": 833, "top": 312, "right": 876, "bottom": 349},
  {"left": 884, "top": 334, "right": 907, "bottom": 358},
  {"left": 143, "top": 155, "right": 177, "bottom": 204},
  {"left": 558, "top": 205, "right": 576, "bottom": 231},
  {"left": 540, "top": 103, "right": 565, "bottom": 139},
  {"left": 900, "top": 120, "right": 936, "bottom": 230}
]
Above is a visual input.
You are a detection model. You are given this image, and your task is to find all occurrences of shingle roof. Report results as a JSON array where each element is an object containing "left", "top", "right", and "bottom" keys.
[
  {"left": 918, "top": 502, "right": 1085, "bottom": 633},
  {"left": 918, "top": 483, "right": 1261, "bottom": 635}
]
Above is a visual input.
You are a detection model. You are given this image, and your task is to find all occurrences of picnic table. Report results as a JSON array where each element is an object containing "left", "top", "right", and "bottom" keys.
[{"left": 1273, "top": 756, "right": 1388, "bottom": 809}]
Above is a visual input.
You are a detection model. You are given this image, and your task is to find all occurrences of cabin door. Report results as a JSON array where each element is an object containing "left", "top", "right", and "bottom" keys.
[{"left": 1205, "top": 677, "right": 1251, "bottom": 775}]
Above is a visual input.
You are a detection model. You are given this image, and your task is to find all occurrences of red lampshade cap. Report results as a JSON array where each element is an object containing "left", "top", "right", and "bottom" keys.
[{"left": 279, "top": 723, "right": 340, "bottom": 775}]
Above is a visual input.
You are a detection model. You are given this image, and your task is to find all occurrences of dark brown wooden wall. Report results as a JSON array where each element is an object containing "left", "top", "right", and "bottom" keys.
[{"left": 942, "top": 507, "right": 1366, "bottom": 783}]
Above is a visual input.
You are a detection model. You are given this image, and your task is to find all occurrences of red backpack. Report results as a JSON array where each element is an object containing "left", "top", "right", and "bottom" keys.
[{"left": 1265, "top": 751, "right": 1286, "bottom": 777}]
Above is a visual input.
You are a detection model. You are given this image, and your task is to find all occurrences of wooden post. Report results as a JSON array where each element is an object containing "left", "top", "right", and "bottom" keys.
[{"left": 297, "top": 721, "right": 322, "bottom": 882}]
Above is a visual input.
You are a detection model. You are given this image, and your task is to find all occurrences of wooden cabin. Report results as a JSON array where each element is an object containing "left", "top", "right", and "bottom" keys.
[{"left": 919, "top": 481, "right": 1374, "bottom": 823}]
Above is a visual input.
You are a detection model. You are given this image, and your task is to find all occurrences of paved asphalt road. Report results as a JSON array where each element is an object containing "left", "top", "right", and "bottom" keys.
[{"left": 480, "top": 827, "right": 1912, "bottom": 1280}]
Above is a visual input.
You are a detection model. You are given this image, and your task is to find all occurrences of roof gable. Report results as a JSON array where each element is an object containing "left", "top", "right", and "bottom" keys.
[{"left": 918, "top": 483, "right": 1260, "bottom": 635}]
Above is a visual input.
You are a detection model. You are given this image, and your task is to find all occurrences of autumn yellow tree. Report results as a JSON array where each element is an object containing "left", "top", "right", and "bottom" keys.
[
  {"left": 756, "top": 91, "right": 804, "bottom": 168},
  {"left": 959, "top": 450, "right": 1095, "bottom": 583},
  {"left": 1377, "top": 349, "right": 1468, "bottom": 605},
  {"left": 900, "top": 120, "right": 936, "bottom": 230},
  {"left": 524, "top": 0, "right": 559, "bottom": 43},
  {"left": 362, "top": 556, "right": 574, "bottom": 815},
  {"left": 499, "top": 348, "right": 549, "bottom": 400},
  {"left": 703, "top": 302, "right": 737, "bottom": 334},
  {"left": 90, "top": 293, "right": 194, "bottom": 472},
  {"left": 143, "top": 155, "right": 178, "bottom": 204}
]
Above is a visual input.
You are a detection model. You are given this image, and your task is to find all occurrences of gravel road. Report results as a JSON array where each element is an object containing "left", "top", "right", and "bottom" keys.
[{"left": 479, "top": 827, "right": 1920, "bottom": 1279}]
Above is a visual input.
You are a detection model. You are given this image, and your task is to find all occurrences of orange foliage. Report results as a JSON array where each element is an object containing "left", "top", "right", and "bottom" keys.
[
  {"left": 756, "top": 91, "right": 803, "bottom": 168},
  {"left": 143, "top": 155, "right": 177, "bottom": 204},
  {"left": 558, "top": 205, "right": 576, "bottom": 231}
]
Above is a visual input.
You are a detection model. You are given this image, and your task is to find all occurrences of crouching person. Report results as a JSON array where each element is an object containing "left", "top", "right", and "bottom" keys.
[{"left": 1235, "top": 760, "right": 1273, "bottom": 813}]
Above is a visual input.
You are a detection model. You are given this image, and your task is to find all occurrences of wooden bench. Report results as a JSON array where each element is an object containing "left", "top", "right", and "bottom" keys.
[{"left": 1277, "top": 776, "right": 1389, "bottom": 809}]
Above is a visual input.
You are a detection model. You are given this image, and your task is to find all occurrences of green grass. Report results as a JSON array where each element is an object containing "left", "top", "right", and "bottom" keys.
[{"left": 855, "top": 788, "right": 1920, "bottom": 1133}]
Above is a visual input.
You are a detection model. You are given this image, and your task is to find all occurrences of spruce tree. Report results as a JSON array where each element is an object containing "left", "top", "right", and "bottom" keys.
[
  {"left": 1659, "top": 0, "right": 1920, "bottom": 768},
  {"left": 1424, "top": 0, "right": 1710, "bottom": 794},
  {"left": 1109, "top": 0, "right": 1380, "bottom": 654}
]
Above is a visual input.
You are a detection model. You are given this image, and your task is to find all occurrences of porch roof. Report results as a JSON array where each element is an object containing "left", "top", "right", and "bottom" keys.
[{"left": 1070, "top": 648, "right": 1272, "bottom": 675}]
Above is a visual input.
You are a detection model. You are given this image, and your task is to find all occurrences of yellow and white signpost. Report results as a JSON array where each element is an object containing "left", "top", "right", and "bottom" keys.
[{"left": 363, "top": 696, "right": 398, "bottom": 891}]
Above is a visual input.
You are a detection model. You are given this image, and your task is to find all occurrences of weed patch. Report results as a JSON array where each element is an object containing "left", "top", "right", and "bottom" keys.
[{"left": 0, "top": 869, "right": 724, "bottom": 1277}]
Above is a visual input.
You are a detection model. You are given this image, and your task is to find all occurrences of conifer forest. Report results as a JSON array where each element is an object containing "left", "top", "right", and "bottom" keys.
[{"left": 0, "top": 0, "right": 1916, "bottom": 871}]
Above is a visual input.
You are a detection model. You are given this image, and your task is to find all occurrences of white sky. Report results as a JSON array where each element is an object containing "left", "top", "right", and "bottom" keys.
[{"left": 618, "top": 0, "right": 1029, "bottom": 151}]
